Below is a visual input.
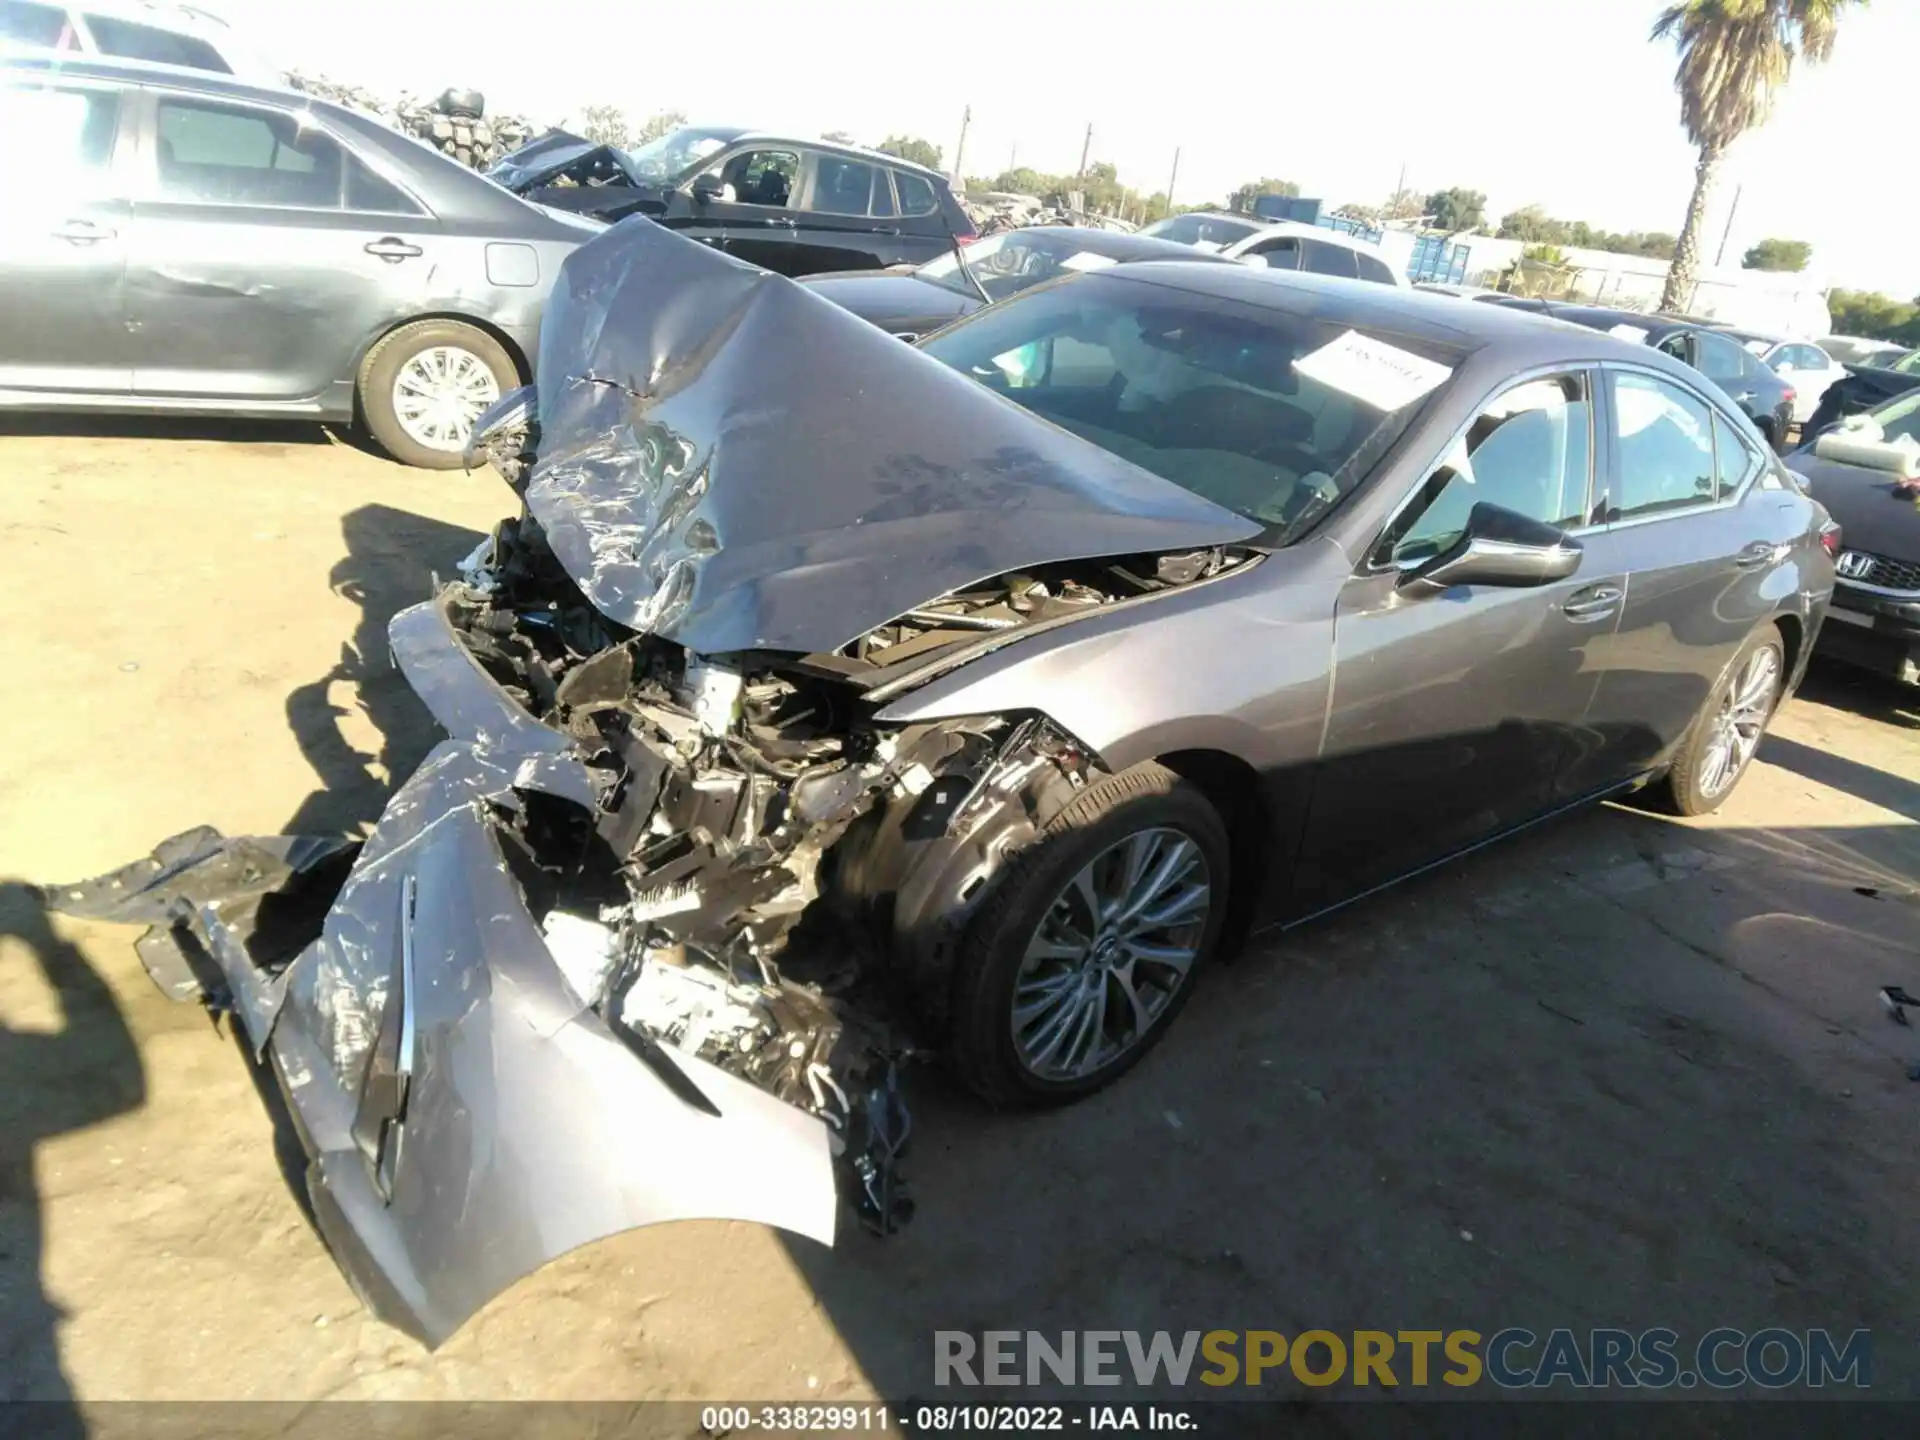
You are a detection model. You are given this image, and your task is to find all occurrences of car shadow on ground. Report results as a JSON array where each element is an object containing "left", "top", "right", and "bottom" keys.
[
  {"left": 780, "top": 805, "right": 1920, "bottom": 1404},
  {"left": 279, "top": 503, "right": 487, "bottom": 837},
  {"left": 1794, "top": 658, "right": 1920, "bottom": 731},
  {"left": 0, "top": 411, "right": 387, "bottom": 460},
  {"left": 0, "top": 883, "right": 143, "bottom": 1422}
]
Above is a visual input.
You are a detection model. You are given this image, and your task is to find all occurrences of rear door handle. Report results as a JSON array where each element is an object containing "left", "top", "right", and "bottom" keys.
[
  {"left": 1559, "top": 583, "right": 1622, "bottom": 621},
  {"left": 52, "top": 218, "right": 115, "bottom": 244},
  {"left": 364, "top": 237, "right": 423, "bottom": 262},
  {"left": 1734, "top": 541, "right": 1787, "bottom": 569}
]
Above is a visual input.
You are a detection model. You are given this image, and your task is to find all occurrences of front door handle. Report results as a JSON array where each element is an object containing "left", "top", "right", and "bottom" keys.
[
  {"left": 1559, "top": 584, "right": 1622, "bottom": 622},
  {"left": 364, "top": 237, "right": 423, "bottom": 262},
  {"left": 1733, "top": 540, "right": 1786, "bottom": 570},
  {"left": 52, "top": 218, "right": 115, "bottom": 244}
]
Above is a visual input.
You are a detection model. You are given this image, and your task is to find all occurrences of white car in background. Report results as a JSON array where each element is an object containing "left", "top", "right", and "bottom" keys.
[
  {"left": 0, "top": 0, "right": 276, "bottom": 81},
  {"left": 1139, "top": 214, "right": 1407, "bottom": 287},
  {"left": 1819, "top": 335, "right": 1905, "bottom": 367},
  {"left": 1722, "top": 330, "right": 1850, "bottom": 427}
]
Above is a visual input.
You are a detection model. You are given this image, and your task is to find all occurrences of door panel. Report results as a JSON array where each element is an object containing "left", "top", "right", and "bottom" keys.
[
  {"left": 1572, "top": 501, "right": 1790, "bottom": 782},
  {"left": 123, "top": 92, "right": 438, "bottom": 401},
  {"left": 1295, "top": 566, "right": 1624, "bottom": 910},
  {"left": 0, "top": 81, "right": 132, "bottom": 393},
  {"left": 1293, "top": 369, "right": 1620, "bottom": 911},
  {"left": 1576, "top": 368, "right": 1795, "bottom": 782}
]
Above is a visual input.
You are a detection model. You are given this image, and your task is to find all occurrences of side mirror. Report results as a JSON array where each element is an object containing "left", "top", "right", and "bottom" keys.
[
  {"left": 1398, "top": 502, "right": 1583, "bottom": 596},
  {"left": 690, "top": 173, "right": 726, "bottom": 204}
]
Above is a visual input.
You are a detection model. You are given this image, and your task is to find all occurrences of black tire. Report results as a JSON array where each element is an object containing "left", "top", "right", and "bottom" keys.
[
  {"left": 357, "top": 319, "right": 517, "bottom": 470},
  {"left": 946, "top": 761, "right": 1230, "bottom": 1108},
  {"left": 1658, "top": 625, "right": 1786, "bottom": 816}
]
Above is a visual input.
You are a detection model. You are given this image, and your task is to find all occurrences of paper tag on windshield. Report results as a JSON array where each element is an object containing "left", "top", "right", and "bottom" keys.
[
  {"left": 1608, "top": 323, "right": 1651, "bottom": 344},
  {"left": 1058, "top": 251, "right": 1118, "bottom": 272},
  {"left": 1292, "top": 330, "right": 1452, "bottom": 411}
]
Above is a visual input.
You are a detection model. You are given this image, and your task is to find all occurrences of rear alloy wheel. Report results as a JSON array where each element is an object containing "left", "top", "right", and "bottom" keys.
[
  {"left": 358, "top": 319, "right": 517, "bottom": 470},
  {"left": 946, "top": 762, "right": 1229, "bottom": 1107},
  {"left": 1661, "top": 628, "right": 1785, "bottom": 816}
]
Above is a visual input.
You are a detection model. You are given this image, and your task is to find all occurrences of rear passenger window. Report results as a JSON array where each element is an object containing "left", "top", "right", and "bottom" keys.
[
  {"left": 809, "top": 154, "right": 877, "bottom": 216},
  {"left": 0, "top": 83, "right": 117, "bottom": 176},
  {"left": 1608, "top": 372, "right": 1716, "bottom": 520},
  {"left": 0, "top": 0, "right": 73, "bottom": 45},
  {"left": 1355, "top": 253, "right": 1397, "bottom": 285},
  {"left": 870, "top": 167, "right": 895, "bottom": 217},
  {"left": 345, "top": 153, "right": 422, "bottom": 214},
  {"left": 1711, "top": 412, "right": 1757, "bottom": 497},
  {"left": 1692, "top": 332, "right": 1747, "bottom": 383},
  {"left": 1300, "top": 241, "right": 1359, "bottom": 279},
  {"left": 893, "top": 170, "right": 937, "bottom": 216},
  {"left": 1382, "top": 373, "right": 1594, "bottom": 565},
  {"left": 84, "top": 13, "right": 230, "bottom": 71},
  {"left": 1246, "top": 237, "right": 1299, "bottom": 270},
  {"left": 157, "top": 99, "right": 344, "bottom": 208}
]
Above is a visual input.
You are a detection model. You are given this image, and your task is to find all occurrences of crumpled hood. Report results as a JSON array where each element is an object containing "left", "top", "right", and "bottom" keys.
[
  {"left": 519, "top": 216, "right": 1263, "bottom": 657},
  {"left": 1793, "top": 454, "right": 1920, "bottom": 557},
  {"left": 487, "top": 129, "right": 644, "bottom": 194}
]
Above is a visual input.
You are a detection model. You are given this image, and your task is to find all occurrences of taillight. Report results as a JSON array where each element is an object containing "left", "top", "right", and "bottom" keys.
[
  {"left": 1781, "top": 387, "right": 1797, "bottom": 405},
  {"left": 956, "top": 231, "right": 980, "bottom": 246},
  {"left": 1819, "top": 521, "right": 1843, "bottom": 557}
]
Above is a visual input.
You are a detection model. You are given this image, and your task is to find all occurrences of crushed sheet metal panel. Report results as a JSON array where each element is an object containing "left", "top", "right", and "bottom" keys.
[{"left": 520, "top": 217, "right": 1262, "bottom": 656}]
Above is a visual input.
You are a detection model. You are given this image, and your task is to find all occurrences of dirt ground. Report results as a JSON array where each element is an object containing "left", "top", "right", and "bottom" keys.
[{"left": 1, "top": 416, "right": 1917, "bottom": 1406}]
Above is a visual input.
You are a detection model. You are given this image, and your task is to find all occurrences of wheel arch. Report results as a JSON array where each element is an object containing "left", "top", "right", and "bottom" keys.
[
  {"left": 1153, "top": 748, "right": 1278, "bottom": 960},
  {"left": 352, "top": 311, "right": 534, "bottom": 398}
]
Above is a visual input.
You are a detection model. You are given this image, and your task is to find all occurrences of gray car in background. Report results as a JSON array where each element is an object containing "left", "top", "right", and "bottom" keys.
[{"left": 0, "top": 54, "right": 599, "bottom": 466}]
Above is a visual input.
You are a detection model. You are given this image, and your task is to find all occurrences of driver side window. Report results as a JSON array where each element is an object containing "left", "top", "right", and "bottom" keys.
[{"left": 1377, "top": 372, "right": 1594, "bottom": 566}]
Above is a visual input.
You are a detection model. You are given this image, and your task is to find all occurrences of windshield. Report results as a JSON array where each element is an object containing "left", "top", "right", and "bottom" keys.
[
  {"left": 627, "top": 125, "right": 735, "bottom": 182},
  {"left": 1138, "top": 213, "right": 1264, "bottom": 251},
  {"left": 918, "top": 273, "right": 1465, "bottom": 541},
  {"left": 1861, "top": 389, "right": 1920, "bottom": 446},
  {"left": 916, "top": 232, "right": 1122, "bottom": 302}
]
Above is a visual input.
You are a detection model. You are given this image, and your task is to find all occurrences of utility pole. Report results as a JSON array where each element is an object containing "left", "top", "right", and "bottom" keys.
[
  {"left": 1008, "top": 141, "right": 1016, "bottom": 173},
  {"left": 951, "top": 104, "right": 970, "bottom": 187},
  {"left": 1715, "top": 182, "right": 1743, "bottom": 267},
  {"left": 1165, "top": 146, "right": 1180, "bottom": 213},
  {"left": 1077, "top": 123, "right": 1093, "bottom": 179},
  {"left": 1394, "top": 160, "right": 1407, "bottom": 207}
]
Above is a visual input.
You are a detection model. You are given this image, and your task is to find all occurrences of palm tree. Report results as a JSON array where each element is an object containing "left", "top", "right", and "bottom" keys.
[{"left": 1654, "top": 0, "right": 1864, "bottom": 312}]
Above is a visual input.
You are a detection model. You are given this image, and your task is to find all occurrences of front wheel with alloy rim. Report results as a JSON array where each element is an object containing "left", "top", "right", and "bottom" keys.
[
  {"left": 358, "top": 319, "right": 518, "bottom": 470},
  {"left": 1661, "top": 626, "right": 1785, "bottom": 816},
  {"left": 946, "top": 761, "right": 1229, "bottom": 1108}
]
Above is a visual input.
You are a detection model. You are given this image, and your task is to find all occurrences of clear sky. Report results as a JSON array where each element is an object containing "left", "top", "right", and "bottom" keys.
[{"left": 217, "top": 0, "right": 1909, "bottom": 296}]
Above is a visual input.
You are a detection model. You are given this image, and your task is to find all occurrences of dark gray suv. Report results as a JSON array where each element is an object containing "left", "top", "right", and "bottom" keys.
[{"left": 0, "top": 54, "right": 600, "bottom": 466}]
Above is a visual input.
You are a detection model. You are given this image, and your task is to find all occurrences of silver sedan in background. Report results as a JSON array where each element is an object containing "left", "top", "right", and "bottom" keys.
[{"left": 0, "top": 54, "right": 599, "bottom": 466}]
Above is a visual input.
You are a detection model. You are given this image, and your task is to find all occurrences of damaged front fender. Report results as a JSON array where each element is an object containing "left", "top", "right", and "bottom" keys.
[{"left": 46, "top": 742, "right": 837, "bottom": 1348}]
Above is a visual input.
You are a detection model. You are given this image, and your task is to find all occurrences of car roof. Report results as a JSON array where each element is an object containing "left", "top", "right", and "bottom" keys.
[
  {"left": 720, "top": 129, "right": 947, "bottom": 180},
  {"left": 1088, "top": 261, "right": 1662, "bottom": 362},
  {"left": 1532, "top": 302, "right": 1687, "bottom": 336},
  {"left": 1237, "top": 218, "right": 1383, "bottom": 251},
  {"left": 2, "top": 49, "right": 302, "bottom": 101},
  {"left": 987, "top": 226, "right": 1233, "bottom": 264}
]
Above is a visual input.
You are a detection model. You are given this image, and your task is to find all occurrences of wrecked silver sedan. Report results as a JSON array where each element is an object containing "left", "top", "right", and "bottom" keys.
[{"left": 48, "top": 217, "right": 1831, "bottom": 1346}]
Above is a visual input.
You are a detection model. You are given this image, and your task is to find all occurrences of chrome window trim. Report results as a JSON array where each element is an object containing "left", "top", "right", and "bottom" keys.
[
  {"left": 141, "top": 85, "right": 434, "bottom": 219},
  {"left": 1365, "top": 359, "right": 1604, "bottom": 571}
]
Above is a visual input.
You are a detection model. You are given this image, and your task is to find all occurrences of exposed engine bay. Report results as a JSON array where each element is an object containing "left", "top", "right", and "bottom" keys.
[{"left": 438, "top": 503, "right": 1246, "bottom": 1230}]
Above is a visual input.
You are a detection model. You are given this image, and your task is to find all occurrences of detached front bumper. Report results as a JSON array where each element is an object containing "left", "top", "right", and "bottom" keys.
[{"left": 47, "top": 599, "right": 839, "bottom": 1348}]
